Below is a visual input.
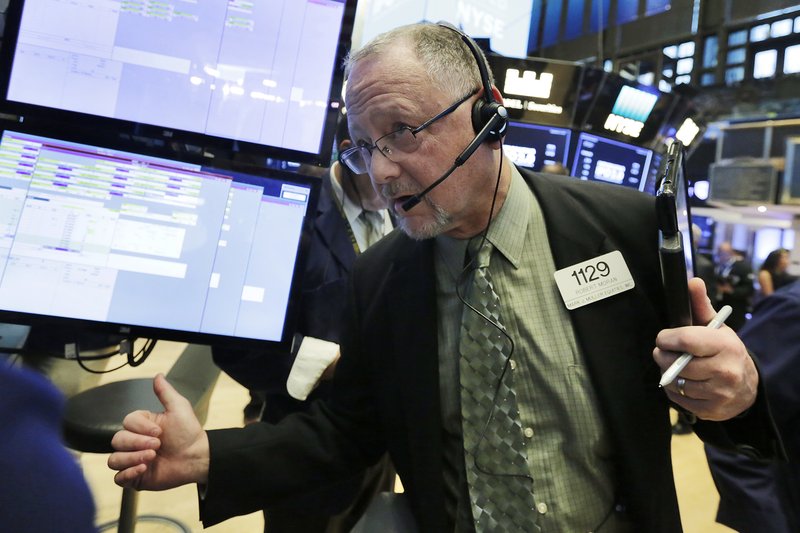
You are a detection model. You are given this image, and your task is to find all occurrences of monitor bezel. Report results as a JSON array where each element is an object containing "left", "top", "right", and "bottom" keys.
[
  {"left": 0, "top": 121, "right": 321, "bottom": 351},
  {"left": 0, "top": 0, "right": 358, "bottom": 166}
]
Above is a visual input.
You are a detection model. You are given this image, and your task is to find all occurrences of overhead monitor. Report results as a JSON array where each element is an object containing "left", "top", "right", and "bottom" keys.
[
  {"left": 580, "top": 72, "right": 673, "bottom": 145},
  {"left": 571, "top": 132, "right": 653, "bottom": 191},
  {"left": 503, "top": 121, "right": 572, "bottom": 172},
  {"left": 489, "top": 55, "right": 583, "bottom": 127},
  {"left": 780, "top": 136, "right": 800, "bottom": 206},
  {"left": 0, "top": 0, "right": 356, "bottom": 164},
  {"left": 0, "top": 127, "right": 318, "bottom": 348},
  {"left": 709, "top": 159, "right": 778, "bottom": 204}
]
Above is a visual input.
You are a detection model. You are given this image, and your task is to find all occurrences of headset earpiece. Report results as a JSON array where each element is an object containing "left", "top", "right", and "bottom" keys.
[
  {"left": 437, "top": 22, "right": 507, "bottom": 143},
  {"left": 472, "top": 99, "right": 506, "bottom": 143}
]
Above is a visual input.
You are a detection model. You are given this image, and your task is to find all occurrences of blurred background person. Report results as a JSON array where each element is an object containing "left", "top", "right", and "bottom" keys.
[
  {"left": 715, "top": 241, "right": 755, "bottom": 331},
  {"left": 704, "top": 278, "right": 800, "bottom": 533},
  {"left": 755, "top": 248, "right": 796, "bottom": 303},
  {"left": 0, "top": 358, "right": 97, "bottom": 532}
]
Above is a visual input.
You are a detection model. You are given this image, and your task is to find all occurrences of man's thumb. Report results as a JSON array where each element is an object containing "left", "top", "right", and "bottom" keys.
[
  {"left": 152, "top": 373, "right": 182, "bottom": 411},
  {"left": 689, "top": 277, "right": 716, "bottom": 325}
]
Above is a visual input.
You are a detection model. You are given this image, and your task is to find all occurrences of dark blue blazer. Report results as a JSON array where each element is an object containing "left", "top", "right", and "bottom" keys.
[
  {"left": 203, "top": 169, "right": 781, "bottom": 531},
  {"left": 706, "top": 280, "right": 800, "bottom": 533},
  {"left": 0, "top": 362, "right": 97, "bottom": 532}
]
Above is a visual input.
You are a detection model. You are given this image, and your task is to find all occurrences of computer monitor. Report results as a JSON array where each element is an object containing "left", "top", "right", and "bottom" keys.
[
  {"left": 503, "top": 121, "right": 572, "bottom": 172},
  {"left": 0, "top": 0, "right": 356, "bottom": 164},
  {"left": 781, "top": 136, "right": 800, "bottom": 206},
  {"left": 571, "top": 132, "right": 653, "bottom": 191},
  {"left": 579, "top": 72, "right": 673, "bottom": 145},
  {"left": 0, "top": 127, "right": 317, "bottom": 348}
]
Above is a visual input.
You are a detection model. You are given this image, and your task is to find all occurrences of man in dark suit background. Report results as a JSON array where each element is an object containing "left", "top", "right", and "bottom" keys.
[
  {"left": 212, "top": 114, "right": 395, "bottom": 532},
  {"left": 108, "top": 23, "right": 780, "bottom": 533},
  {"left": 715, "top": 241, "right": 755, "bottom": 331},
  {"left": 705, "top": 279, "right": 800, "bottom": 533}
]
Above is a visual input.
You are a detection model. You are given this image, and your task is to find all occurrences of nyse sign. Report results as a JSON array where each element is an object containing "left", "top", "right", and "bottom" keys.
[{"left": 604, "top": 113, "right": 645, "bottom": 138}]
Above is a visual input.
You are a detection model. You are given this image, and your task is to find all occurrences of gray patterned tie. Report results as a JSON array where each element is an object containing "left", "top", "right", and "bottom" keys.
[
  {"left": 459, "top": 239, "right": 539, "bottom": 532},
  {"left": 359, "top": 210, "right": 384, "bottom": 248}
]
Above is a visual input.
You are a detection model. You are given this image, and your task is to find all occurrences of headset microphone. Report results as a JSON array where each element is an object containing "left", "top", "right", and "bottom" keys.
[{"left": 401, "top": 108, "right": 507, "bottom": 211}]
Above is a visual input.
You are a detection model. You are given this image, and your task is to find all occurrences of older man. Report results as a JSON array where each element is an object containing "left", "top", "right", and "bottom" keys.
[{"left": 108, "top": 23, "right": 780, "bottom": 532}]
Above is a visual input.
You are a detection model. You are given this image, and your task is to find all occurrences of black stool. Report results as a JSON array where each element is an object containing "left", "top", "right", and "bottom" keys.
[{"left": 63, "top": 344, "right": 221, "bottom": 532}]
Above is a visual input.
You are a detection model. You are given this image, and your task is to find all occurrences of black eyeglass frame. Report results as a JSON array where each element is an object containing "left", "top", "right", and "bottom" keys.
[{"left": 340, "top": 88, "right": 479, "bottom": 174}]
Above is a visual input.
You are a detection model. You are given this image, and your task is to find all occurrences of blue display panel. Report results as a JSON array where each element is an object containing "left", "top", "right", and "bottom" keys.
[
  {"left": 0, "top": 128, "right": 316, "bottom": 347},
  {"left": 0, "top": 0, "right": 354, "bottom": 164},
  {"left": 571, "top": 132, "right": 653, "bottom": 191},
  {"left": 580, "top": 73, "right": 674, "bottom": 145},
  {"left": 503, "top": 121, "right": 572, "bottom": 172}
]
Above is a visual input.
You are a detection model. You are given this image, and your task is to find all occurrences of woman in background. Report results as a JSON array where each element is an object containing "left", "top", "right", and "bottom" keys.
[{"left": 757, "top": 248, "right": 796, "bottom": 300}]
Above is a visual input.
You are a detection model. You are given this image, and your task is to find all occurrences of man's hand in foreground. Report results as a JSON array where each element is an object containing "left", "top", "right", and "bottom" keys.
[{"left": 107, "top": 373, "right": 210, "bottom": 490}]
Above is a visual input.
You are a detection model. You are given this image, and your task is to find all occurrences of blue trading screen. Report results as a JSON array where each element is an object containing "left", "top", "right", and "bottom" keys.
[
  {"left": 504, "top": 121, "right": 572, "bottom": 172},
  {"left": 5, "top": 0, "right": 347, "bottom": 158},
  {"left": 0, "top": 129, "right": 312, "bottom": 343},
  {"left": 571, "top": 132, "right": 653, "bottom": 191}
]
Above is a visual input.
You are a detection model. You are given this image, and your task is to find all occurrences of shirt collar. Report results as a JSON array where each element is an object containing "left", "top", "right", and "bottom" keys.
[{"left": 482, "top": 165, "right": 531, "bottom": 269}]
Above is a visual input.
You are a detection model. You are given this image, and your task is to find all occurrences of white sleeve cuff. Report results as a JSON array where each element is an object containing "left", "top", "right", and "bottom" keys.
[{"left": 286, "top": 337, "right": 340, "bottom": 401}]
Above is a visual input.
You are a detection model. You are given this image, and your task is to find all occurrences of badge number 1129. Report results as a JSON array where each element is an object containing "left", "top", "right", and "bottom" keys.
[{"left": 553, "top": 250, "right": 635, "bottom": 310}]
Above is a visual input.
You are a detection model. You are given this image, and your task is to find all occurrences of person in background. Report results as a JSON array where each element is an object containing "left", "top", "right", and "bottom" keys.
[
  {"left": 212, "top": 111, "right": 395, "bottom": 533},
  {"left": 715, "top": 241, "right": 755, "bottom": 331},
  {"left": 705, "top": 278, "right": 800, "bottom": 533},
  {"left": 0, "top": 359, "right": 97, "bottom": 533},
  {"left": 540, "top": 162, "right": 570, "bottom": 176},
  {"left": 108, "top": 23, "right": 780, "bottom": 533},
  {"left": 756, "top": 248, "right": 796, "bottom": 303}
]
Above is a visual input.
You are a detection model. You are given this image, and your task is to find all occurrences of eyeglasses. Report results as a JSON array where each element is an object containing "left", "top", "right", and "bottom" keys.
[{"left": 340, "top": 89, "right": 478, "bottom": 175}]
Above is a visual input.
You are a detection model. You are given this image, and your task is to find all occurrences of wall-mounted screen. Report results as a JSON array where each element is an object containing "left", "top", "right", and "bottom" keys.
[
  {"left": 709, "top": 159, "right": 778, "bottom": 204},
  {"left": 580, "top": 72, "right": 673, "bottom": 145},
  {"left": 0, "top": 127, "right": 317, "bottom": 348},
  {"left": 571, "top": 132, "right": 653, "bottom": 191},
  {"left": 489, "top": 55, "right": 583, "bottom": 127},
  {"left": 503, "top": 121, "right": 572, "bottom": 172},
  {"left": 0, "top": 0, "right": 355, "bottom": 164},
  {"left": 353, "top": 1, "right": 534, "bottom": 58},
  {"left": 780, "top": 136, "right": 800, "bottom": 206},
  {"left": 718, "top": 125, "right": 766, "bottom": 160}
]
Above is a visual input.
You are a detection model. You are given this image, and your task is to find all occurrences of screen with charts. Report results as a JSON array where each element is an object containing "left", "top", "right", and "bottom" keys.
[
  {"left": 0, "top": 128, "right": 317, "bottom": 347},
  {"left": 571, "top": 132, "right": 653, "bottom": 191},
  {"left": 0, "top": 0, "right": 353, "bottom": 163},
  {"left": 503, "top": 121, "right": 572, "bottom": 172}
]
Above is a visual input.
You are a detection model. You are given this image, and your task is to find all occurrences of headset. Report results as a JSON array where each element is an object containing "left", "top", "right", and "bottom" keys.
[
  {"left": 401, "top": 22, "right": 508, "bottom": 211},
  {"left": 437, "top": 22, "right": 507, "bottom": 142}
]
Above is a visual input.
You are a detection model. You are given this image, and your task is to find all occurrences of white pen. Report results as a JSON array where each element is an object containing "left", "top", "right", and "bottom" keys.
[{"left": 658, "top": 305, "right": 734, "bottom": 388}]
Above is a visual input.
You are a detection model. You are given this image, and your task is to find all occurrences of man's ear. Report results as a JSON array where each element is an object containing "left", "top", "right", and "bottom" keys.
[
  {"left": 338, "top": 139, "right": 353, "bottom": 153},
  {"left": 487, "top": 85, "right": 506, "bottom": 150}
]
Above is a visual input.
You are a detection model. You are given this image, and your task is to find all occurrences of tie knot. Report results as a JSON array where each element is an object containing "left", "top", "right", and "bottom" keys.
[{"left": 467, "top": 238, "right": 493, "bottom": 269}]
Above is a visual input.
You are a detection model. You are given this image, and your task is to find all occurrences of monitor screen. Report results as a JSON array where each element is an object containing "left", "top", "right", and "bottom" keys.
[
  {"left": 709, "top": 160, "right": 777, "bottom": 204},
  {"left": 489, "top": 55, "right": 583, "bottom": 127},
  {"left": 571, "top": 132, "right": 653, "bottom": 191},
  {"left": 580, "top": 73, "right": 673, "bottom": 145},
  {"left": 503, "top": 121, "right": 571, "bottom": 172},
  {"left": 0, "top": 127, "right": 317, "bottom": 348},
  {"left": 782, "top": 136, "right": 800, "bottom": 205},
  {"left": 0, "top": 0, "right": 354, "bottom": 164}
]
